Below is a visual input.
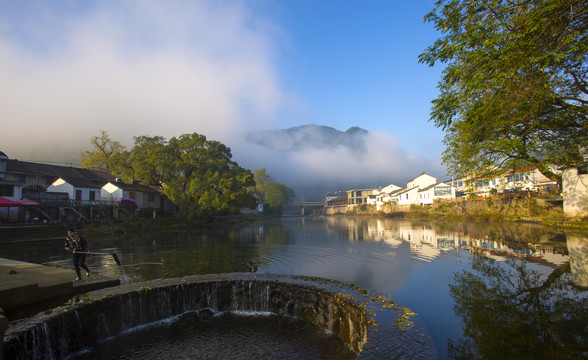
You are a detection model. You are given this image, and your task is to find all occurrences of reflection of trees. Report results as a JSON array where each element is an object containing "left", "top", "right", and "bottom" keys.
[{"left": 448, "top": 253, "right": 588, "bottom": 359}]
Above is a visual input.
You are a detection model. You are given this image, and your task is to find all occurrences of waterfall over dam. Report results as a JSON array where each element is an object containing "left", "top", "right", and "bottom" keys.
[{"left": 3, "top": 273, "right": 369, "bottom": 359}]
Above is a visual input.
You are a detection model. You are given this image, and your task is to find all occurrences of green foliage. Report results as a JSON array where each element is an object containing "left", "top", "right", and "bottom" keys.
[
  {"left": 153, "top": 133, "right": 256, "bottom": 220},
  {"left": 251, "top": 168, "right": 295, "bottom": 215},
  {"left": 484, "top": 197, "right": 493, "bottom": 208},
  {"left": 82, "top": 131, "right": 257, "bottom": 220},
  {"left": 420, "top": 0, "right": 588, "bottom": 182},
  {"left": 448, "top": 254, "right": 588, "bottom": 359},
  {"left": 80, "top": 130, "right": 127, "bottom": 172}
]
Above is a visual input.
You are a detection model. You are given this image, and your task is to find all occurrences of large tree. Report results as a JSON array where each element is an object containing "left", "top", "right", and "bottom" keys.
[
  {"left": 251, "top": 168, "right": 295, "bottom": 215},
  {"left": 80, "top": 130, "right": 127, "bottom": 172},
  {"left": 127, "top": 133, "right": 257, "bottom": 220},
  {"left": 420, "top": 0, "right": 588, "bottom": 181},
  {"left": 82, "top": 131, "right": 257, "bottom": 220}
]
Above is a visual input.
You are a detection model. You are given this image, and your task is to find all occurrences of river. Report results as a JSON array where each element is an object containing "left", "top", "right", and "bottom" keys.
[{"left": 3, "top": 216, "right": 587, "bottom": 359}]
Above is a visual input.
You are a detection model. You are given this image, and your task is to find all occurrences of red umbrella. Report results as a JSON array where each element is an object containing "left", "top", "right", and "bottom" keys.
[
  {"left": 0, "top": 196, "right": 21, "bottom": 207},
  {"left": 17, "top": 198, "right": 41, "bottom": 206},
  {"left": 0, "top": 196, "right": 20, "bottom": 222}
]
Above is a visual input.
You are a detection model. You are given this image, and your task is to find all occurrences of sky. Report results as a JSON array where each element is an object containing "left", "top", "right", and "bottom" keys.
[{"left": 0, "top": 0, "right": 448, "bottom": 193}]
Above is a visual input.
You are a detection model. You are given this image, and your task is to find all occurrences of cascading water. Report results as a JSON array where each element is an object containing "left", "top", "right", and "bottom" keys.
[{"left": 4, "top": 274, "right": 369, "bottom": 360}]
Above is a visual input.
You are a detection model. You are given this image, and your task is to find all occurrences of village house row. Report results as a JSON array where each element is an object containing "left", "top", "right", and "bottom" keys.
[
  {"left": 326, "top": 162, "right": 587, "bottom": 218},
  {"left": 0, "top": 151, "right": 174, "bottom": 223},
  {"left": 1, "top": 151, "right": 587, "bottom": 222}
]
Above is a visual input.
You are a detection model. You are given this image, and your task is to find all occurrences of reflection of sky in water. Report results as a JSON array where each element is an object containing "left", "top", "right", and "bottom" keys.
[{"left": 3, "top": 217, "right": 584, "bottom": 360}]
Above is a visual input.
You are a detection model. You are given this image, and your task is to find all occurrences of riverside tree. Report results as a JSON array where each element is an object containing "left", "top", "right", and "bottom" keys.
[
  {"left": 251, "top": 168, "right": 295, "bottom": 215},
  {"left": 80, "top": 130, "right": 127, "bottom": 172},
  {"left": 136, "top": 133, "right": 257, "bottom": 220},
  {"left": 419, "top": 0, "right": 588, "bottom": 182},
  {"left": 82, "top": 131, "right": 257, "bottom": 220}
]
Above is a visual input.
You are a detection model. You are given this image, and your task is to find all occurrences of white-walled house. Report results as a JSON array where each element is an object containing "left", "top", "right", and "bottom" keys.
[
  {"left": 375, "top": 188, "right": 403, "bottom": 211},
  {"left": 366, "top": 194, "right": 378, "bottom": 206},
  {"left": 454, "top": 166, "right": 560, "bottom": 196},
  {"left": 418, "top": 182, "right": 456, "bottom": 205},
  {"left": 47, "top": 177, "right": 104, "bottom": 202},
  {"left": 101, "top": 181, "right": 161, "bottom": 209},
  {"left": 394, "top": 187, "right": 420, "bottom": 205},
  {"left": 381, "top": 183, "right": 402, "bottom": 193},
  {"left": 562, "top": 163, "right": 588, "bottom": 218},
  {"left": 394, "top": 173, "right": 439, "bottom": 205},
  {"left": 407, "top": 173, "right": 438, "bottom": 191}
]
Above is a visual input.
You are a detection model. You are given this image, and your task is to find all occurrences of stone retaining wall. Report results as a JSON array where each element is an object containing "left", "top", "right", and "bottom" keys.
[{"left": 3, "top": 273, "right": 369, "bottom": 359}]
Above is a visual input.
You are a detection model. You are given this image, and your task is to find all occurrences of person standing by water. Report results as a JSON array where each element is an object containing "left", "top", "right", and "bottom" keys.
[{"left": 65, "top": 228, "right": 91, "bottom": 281}]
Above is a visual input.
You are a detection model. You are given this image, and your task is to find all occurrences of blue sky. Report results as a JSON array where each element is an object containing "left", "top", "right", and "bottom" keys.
[
  {"left": 0, "top": 0, "right": 448, "bottom": 188},
  {"left": 270, "top": 1, "right": 444, "bottom": 147}
]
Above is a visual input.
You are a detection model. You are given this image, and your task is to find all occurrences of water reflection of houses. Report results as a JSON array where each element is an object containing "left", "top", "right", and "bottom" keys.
[
  {"left": 339, "top": 218, "right": 571, "bottom": 267},
  {"left": 358, "top": 220, "right": 457, "bottom": 260},
  {"left": 457, "top": 238, "right": 569, "bottom": 266}
]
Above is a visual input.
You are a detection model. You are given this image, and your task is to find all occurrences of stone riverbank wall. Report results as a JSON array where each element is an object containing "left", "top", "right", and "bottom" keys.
[{"left": 3, "top": 273, "right": 369, "bottom": 359}]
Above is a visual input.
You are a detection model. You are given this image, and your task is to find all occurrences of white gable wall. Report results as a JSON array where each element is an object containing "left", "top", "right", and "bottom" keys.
[
  {"left": 102, "top": 182, "right": 160, "bottom": 208},
  {"left": 47, "top": 178, "right": 101, "bottom": 201},
  {"left": 47, "top": 178, "right": 75, "bottom": 199},
  {"left": 396, "top": 188, "right": 419, "bottom": 205},
  {"left": 382, "top": 184, "right": 401, "bottom": 193},
  {"left": 562, "top": 166, "right": 588, "bottom": 218},
  {"left": 101, "top": 182, "right": 124, "bottom": 203},
  {"left": 407, "top": 174, "right": 437, "bottom": 190}
]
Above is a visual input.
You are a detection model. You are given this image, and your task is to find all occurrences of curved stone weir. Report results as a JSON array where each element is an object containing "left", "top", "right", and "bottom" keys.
[{"left": 3, "top": 273, "right": 369, "bottom": 359}]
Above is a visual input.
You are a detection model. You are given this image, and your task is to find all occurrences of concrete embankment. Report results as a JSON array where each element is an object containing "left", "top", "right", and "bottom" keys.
[{"left": 0, "top": 258, "right": 121, "bottom": 359}]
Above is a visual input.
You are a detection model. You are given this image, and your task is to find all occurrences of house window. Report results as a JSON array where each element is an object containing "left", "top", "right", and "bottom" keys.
[
  {"left": 75, "top": 190, "right": 82, "bottom": 201},
  {"left": 89, "top": 191, "right": 96, "bottom": 201},
  {"left": 129, "top": 192, "right": 136, "bottom": 200},
  {"left": 0, "top": 184, "right": 14, "bottom": 197},
  {"left": 148, "top": 193, "right": 154, "bottom": 202}
]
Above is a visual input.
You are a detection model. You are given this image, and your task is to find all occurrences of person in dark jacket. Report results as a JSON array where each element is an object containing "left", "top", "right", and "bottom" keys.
[{"left": 65, "top": 228, "right": 91, "bottom": 281}]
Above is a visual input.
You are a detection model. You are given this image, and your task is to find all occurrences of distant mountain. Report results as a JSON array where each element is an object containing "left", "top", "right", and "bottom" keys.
[{"left": 245, "top": 124, "right": 369, "bottom": 153}]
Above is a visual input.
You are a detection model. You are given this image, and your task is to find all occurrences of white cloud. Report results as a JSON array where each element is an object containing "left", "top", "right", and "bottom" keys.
[
  {"left": 0, "top": 1, "right": 446, "bottom": 193},
  {"left": 0, "top": 0, "right": 284, "bottom": 161},
  {"left": 232, "top": 131, "right": 446, "bottom": 196}
]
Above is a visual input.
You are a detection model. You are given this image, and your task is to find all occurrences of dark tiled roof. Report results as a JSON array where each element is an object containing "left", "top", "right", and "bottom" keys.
[
  {"left": 419, "top": 182, "right": 451, "bottom": 192},
  {"left": 59, "top": 177, "right": 106, "bottom": 189},
  {"left": 91, "top": 169, "right": 118, "bottom": 182},
  {"left": 6, "top": 159, "right": 107, "bottom": 189},
  {"left": 394, "top": 187, "right": 414, "bottom": 196}
]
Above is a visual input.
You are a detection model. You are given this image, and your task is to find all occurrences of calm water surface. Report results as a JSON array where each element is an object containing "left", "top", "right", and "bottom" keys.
[{"left": 4, "top": 216, "right": 587, "bottom": 359}]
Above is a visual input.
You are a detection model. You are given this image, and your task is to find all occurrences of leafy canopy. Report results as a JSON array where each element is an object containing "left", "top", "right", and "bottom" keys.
[
  {"left": 81, "top": 131, "right": 257, "bottom": 220},
  {"left": 80, "top": 130, "right": 127, "bottom": 172},
  {"left": 251, "top": 168, "right": 295, "bottom": 215},
  {"left": 420, "top": 0, "right": 588, "bottom": 181}
]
